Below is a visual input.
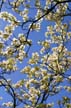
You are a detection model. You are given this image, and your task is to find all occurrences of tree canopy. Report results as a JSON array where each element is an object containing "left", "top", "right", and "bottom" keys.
[{"left": 0, "top": 0, "right": 71, "bottom": 108}]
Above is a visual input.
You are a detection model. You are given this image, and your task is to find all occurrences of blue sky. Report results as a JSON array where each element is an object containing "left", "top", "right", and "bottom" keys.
[{"left": 0, "top": 0, "right": 71, "bottom": 108}]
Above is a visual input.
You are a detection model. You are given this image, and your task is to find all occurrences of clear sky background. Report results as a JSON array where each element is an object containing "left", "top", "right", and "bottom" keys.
[{"left": 0, "top": 0, "right": 71, "bottom": 108}]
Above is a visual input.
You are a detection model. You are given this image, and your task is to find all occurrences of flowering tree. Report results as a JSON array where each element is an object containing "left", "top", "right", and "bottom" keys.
[{"left": 0, "top": 0, "right": 71, "bottom": 108}]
